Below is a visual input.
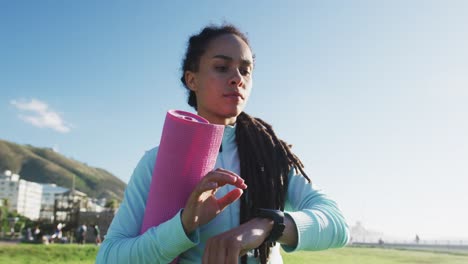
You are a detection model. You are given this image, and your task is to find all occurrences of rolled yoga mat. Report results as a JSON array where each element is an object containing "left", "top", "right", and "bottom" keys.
[{"left": 140, "top": 110, "right": 225, "bottom": 234}]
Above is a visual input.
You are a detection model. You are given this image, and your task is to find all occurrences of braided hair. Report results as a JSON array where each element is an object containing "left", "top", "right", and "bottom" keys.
[
  {"left": 236, "top": 112, "right": 310, "bottom": 263},
  {"left": 180, "top": 24, "right": 311, "bottom": 264}
]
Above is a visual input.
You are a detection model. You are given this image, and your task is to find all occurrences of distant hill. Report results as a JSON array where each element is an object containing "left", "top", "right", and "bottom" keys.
[{"left": 0, "top": 139, "right": 125, "bottom": 201}]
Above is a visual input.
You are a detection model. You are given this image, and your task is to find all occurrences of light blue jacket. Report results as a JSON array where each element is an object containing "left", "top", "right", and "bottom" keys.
[{"left": 96, "top": 125, "right": 349, "bottom": 263}]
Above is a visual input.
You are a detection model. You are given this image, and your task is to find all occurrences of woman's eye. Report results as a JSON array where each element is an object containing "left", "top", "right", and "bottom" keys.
[
  {"left": 215, "top": 66, "right": 228, "bottom": 72},
  {"left": 240, "top": 68, "right": 251, "bottom": 76}
]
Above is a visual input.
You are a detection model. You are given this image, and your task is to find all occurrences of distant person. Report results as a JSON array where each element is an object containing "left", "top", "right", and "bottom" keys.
[
  {"left": 378, "top": 238, "right": 384, "bottom": 245},
  {"left": 76, "top": 225, "right": 82, "bottom": 244},
  {"left": 94, "top": 224, "right": 101, "bottom": 245},
  {"left": 50, "top": 222, "right": 64, "bottom": 243},
  {"left": 415, "top": 234, "right": 420, "bottom": 244},
  {"left": 56, "top": 222, "right": 64, "bottom": 237},
  {"left": 96, "top": 24, "right": 349, "bottom": 264},
  {"left": 33, "top": 225, "right": 42, "bottom": 242},
  {"left": 26, "top": 227, "right": 33, "bottom": 241},
  {"left": 77, "top": 224, "right": 87, "bottom": 244}
]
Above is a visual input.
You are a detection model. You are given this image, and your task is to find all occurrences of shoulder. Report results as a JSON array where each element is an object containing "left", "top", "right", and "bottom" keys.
[
  {"left": 140, "top": 146, "right": 159, "bottom": 166},
  {"left": 125, "top": 146, "right": 159, "bottom": 191},
  {"left": 133, "top": 146, "right": 159, "bottom": 174}
]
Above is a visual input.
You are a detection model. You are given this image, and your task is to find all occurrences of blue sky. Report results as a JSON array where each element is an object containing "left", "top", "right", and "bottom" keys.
[{"left": 1, "top": 1, "right": 467, "bottom": 240}]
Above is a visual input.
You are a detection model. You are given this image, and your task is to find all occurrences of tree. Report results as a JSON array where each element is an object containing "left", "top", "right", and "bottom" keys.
[
  {"left": 0, "top": 199, "right": 10, "bottom": 238},
  {"left": 105, "top": 199, "right": 119, "bottom": 211}
]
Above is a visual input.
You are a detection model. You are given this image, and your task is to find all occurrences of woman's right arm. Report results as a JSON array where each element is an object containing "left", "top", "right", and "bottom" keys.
[{"left": 96, "top": 148, "right": 200, "bottom": 263}]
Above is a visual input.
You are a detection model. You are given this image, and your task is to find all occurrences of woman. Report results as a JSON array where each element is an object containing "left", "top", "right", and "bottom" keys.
[{"left": 96, "top": 24, "right": 349, "bottom": 264}]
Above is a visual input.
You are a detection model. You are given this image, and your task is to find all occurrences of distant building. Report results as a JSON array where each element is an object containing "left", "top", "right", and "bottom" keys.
[
  {"left": 0, "top": 170, "right": 43, "bottom": 220},
  {"left": 54, "top": 189, "right": 88, "bottom": 223},
  {"left": 350, "top": 221, "right": 384, "bottom": 243},
  {"left": 86, "top": 198, "right": 106, "bottom": 213},
  {"left": 40, "top": 184, "right": 69, "bottom": 222},
  {"left": 1, "top": 170, "right": 109, "bottom": 229}
]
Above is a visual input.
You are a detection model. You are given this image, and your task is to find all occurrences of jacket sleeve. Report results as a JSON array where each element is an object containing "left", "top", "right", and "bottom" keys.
[
  {"left": 282, "top": 169, "right": 349, "bottom": 252},
  {"left": 96, "top": 148, "right": 200, "bottom": 263}
]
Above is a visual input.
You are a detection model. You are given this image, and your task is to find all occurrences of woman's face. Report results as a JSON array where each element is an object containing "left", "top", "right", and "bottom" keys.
[{"left": 185, "top": 33, "right": 253, "bottom": 125}]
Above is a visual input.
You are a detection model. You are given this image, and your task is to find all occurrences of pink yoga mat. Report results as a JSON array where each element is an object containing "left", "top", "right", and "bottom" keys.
[{"left": 140, "top": 110, "right": 224, "bottom": 234}]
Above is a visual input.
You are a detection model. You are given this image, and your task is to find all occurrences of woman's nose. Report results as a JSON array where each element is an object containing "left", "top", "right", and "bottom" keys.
[{"left": 229, "top": 69, "right": 243, "bottom": 86}]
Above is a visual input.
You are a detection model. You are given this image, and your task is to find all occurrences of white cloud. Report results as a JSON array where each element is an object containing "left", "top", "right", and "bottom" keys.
[{"left": 10, "top": 99, "right": 72, "bottom": 133}]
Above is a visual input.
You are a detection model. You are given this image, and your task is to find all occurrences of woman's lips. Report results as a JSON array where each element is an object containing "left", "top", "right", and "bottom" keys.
[
  {"left": 223, "top": 92, "right": 243, "bottom": 99},
  {"left": 223, "top": 93, "right": 243, "bottom": 103}
]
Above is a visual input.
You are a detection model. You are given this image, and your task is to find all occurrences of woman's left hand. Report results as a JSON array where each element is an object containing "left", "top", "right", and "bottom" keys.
[{"left": 202, "top": 217, "right": 273, "bottom": 264}]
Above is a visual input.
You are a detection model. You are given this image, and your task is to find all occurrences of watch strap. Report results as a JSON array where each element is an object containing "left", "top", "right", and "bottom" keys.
[{"left": 255, "top": 208, "right": 286, "bottom": 243}]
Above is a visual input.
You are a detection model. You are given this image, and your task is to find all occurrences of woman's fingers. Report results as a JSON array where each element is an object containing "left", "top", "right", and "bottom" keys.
[
  {"left": 194, "top": 169, "right": 246, "bottom": 196},
  {"left": 215, "top": 168, "right": 248, "bottom": 188},
  {"left": 206, "top": 168, "right": 247, "bottom": 188},
  {"left": 203, "top": 238, "right": 219, "bottom": 264},
  {"left": 183, "top": 169, "right": 247, "bottom": 236},
  {"left": 225, "top": 240, "right": 241, "bottom": 263},
  {"left": 194, "top": 181, "right": 218, "bottom": 194},
  {"left": 217, "top": 188, "right": 243, "bottom": 211},
  {"left": 203, "top": 234, "right": 242, "bottom": 264},
  {"left": 202, "top": 218, "right": 274, "bottom": 263}
]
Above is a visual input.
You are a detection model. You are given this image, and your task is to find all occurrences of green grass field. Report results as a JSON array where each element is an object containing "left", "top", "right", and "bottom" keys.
[{"left": 0, "top": 243, "right": 467, "bottom": 263}]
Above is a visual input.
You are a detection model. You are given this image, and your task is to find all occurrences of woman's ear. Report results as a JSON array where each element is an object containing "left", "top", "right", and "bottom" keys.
[{"left": 185, "top": 71, "right": 197, "bottom": 92}]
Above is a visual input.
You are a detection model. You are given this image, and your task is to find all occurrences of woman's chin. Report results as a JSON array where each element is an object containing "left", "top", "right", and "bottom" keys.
[{"left": 224, "top": 109, "right": 243, "bottom": 119}]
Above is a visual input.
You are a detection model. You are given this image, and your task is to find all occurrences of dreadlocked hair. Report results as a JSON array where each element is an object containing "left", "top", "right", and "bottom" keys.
[{"left": 235, "top": 112, "right": 311, "bottom": 264}]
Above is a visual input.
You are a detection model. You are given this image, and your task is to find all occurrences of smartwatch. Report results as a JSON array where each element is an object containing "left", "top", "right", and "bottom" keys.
[{"left": 255, "top": 208, "right": 286, "bottom": 243}]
